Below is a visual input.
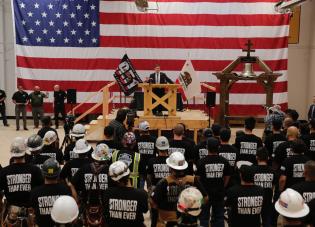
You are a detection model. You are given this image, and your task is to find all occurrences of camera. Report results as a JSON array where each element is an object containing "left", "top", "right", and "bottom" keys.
[{"left": 64, "top": 114, "right": 75, "bottom": 135}]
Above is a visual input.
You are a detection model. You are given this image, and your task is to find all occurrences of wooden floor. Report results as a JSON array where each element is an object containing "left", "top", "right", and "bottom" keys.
[{"left": 86, "top": 109, "right": 211, "bottom": 141}]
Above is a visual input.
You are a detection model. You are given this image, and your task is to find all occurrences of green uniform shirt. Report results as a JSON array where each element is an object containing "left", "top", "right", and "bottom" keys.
[{"left": 29, "top": 92, "right": 46, "bottom": 107}]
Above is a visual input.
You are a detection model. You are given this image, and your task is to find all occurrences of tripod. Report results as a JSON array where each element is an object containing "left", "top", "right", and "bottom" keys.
[{"left": 60, "top": 133, "right": 72, "bottom": 150}]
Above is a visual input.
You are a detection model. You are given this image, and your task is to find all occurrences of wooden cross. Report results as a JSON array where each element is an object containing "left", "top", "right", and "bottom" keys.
[{"left": 242, "top": 40, "right": 255, "bottom": 58}]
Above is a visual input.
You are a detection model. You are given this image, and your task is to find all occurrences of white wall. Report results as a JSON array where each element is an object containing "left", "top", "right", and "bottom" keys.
[{"left": 0, "top": 0, "right": 314, "bottom": 118}]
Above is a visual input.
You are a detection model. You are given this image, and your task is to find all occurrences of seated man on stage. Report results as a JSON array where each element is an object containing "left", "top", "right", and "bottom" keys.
[{"left": 149, "top": 64, "right": 174, "bottom": 116}]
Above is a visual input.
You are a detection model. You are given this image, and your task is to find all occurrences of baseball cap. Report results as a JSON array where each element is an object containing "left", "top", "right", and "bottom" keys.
[{"left": 139, "top": 121, "right": 150, "bottom": 131}]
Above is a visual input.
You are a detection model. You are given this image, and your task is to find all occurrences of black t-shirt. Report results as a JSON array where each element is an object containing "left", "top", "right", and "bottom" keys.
[
  {"left": 0, "top": 89, "right": 6, "bottom": 106},
  {"left": 147, "top": 156, "right": 170, "bottom": 186},
  {"left": 193, "top": 141, "right": 208, "bottom": 163},
  {"left": 25, "top": 153, "right": 51, "bottom": 170},
  {"left": 305, "top": 198, "right": 315, "bottom": 225},
  {"left": 136, "top": 134, "right": 157, "bottom": 168},
  {"left": 196, "top": 154, "right": 231, "bottom": 197},
  {"left": 219, "top": 144, "right": 238, "bottom": 170},
  {"left": 60, "top": 157, "right": 92, "bottom": 182},
  {"left": 253, "top": 165, "right": 276, "bottom": 205},
  {"left": 30, "top": 183, "right": 71, "bottom": 226},
  {"left": 152, "top": 175, "right": 207, "bottom": 211},
  {"left": 225, "top": 184, "right": 264, "bottom": 227},
  {"left": 280, "top": 155, "right": 310, "bottom": 189},
  {"left": 264, "top": 133, "right": 286, "bottom": 160},
  {"left": 64, "top": 145, "right": 94, "bottom": 162},
  {"left": 274, "top": 140, "right": 295, "bottom": 167},
  {"left": 0, "top": 163, "right": 44, "bottom": 207},
  {"left": 37, "top": 127, "right": 58, "bottom": 139},
  {"left": 12, "top": 91, "right": 29, "bottom": 104},
  {"left": 291, "top": 181, "right": 315, "bottom": 203},
  {"left": 103, "top": 186, "right": 148, "bottom": 227},
  {"left": 53, "top": 90, "right": 66, "bottom": 106},
  {"left": 72, "top": 162, "right": 111, "bottom": 204},
  {"left": 235, "top": 134, "right": 263, "bottom": 164},
  {"left": 41, "top": 145, "right": 64, "bottom": 164},
  {"left": 306, "top": 133, "right": 315, "bottom": 160}
]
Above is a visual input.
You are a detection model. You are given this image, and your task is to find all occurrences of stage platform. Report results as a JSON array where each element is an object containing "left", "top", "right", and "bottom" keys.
[{"left": 85, "top": 109, "right": 211, "bottom": 142}]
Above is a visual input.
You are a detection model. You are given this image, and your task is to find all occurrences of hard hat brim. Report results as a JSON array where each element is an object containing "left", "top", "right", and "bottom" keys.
[
  {"left": 91, "top": 152, "right": 111, "bottom": 161},
  {"left": 156, "top": 144, "right": 169, "bottom": 151},
  {"left": 236, "top": 160, "right": 253, "bottom": 169},
  {"left": 275, "top": 200, "right": 310, "bottom": 218},
  {"left": 70, "top": 133, "right": 85, "bottom": 138},
  {"left": 28, "top": 144, "right": 44, "bottom": 152},
  {"left": 110, "top": 168, "right": 130, "bottom": 181},
  {"left": 166, "top": 157, "right": 188, "bottom": 170},
  {"left": 73, "top": 145, "right": 92, "bottom": 154},
  {"left": 10, "top": 151, "right": 26, "bottom": 158}
]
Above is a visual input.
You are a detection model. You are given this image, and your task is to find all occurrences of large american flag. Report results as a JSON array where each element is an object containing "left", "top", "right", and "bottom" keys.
[{"left": 13, "top": 0, "right": 289, "bottom": 116}]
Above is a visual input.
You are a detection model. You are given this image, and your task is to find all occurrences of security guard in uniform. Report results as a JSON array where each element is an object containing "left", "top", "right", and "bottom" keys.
[
  {"left": 111, "top": 132, "right": 144, "bottom": 188},
  {"left": 12, "top": 85, "right": 29, "bottom": 131},
  {"left": 152, "top": 152, "right": 208, "bottom": 227},
  {"left": 0, "top": 89, "right": 9, "bottom": 126},
  {"left": 53, "top": 85, "right": 67, "bottom": 129}
]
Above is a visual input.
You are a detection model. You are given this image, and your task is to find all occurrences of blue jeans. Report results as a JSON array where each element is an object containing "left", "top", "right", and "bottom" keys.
[{"left": 200, "top": 196, "right": 225, "bottom": 227}]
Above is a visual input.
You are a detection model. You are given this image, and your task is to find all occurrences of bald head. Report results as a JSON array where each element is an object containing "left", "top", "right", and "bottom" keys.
[
  {"left": 34, "top": 86, "right": 40, "bottom": 92},
  {"left": 287, "top": 126, "right": 299, "bottom": 140},
  {"left": 54, "top": 85, "right": 60, "bottom": 91},
  {"left": 173, "top": 124, "right": 184, "bottom": 136},
  {"left": 305, "top": 160, "right": 315, "bottom": 181}
]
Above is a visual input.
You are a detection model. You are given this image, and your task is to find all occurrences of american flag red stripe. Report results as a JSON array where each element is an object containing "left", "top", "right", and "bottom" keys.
[{"left": 14, "top": 0, "right": 290, "bottom": 116}]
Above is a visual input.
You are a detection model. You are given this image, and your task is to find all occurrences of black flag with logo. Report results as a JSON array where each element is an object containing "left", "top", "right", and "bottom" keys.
[{"left": 113, "top": 54, "right": 142, "bottom": 96}]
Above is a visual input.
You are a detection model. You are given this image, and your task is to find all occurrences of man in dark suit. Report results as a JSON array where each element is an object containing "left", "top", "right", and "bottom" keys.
[
  {"left": 149, "top": 65, "right": 173, "bottom": 115},
  {"left": 308, "top": 96, "right": 315, "bottom": 120}
]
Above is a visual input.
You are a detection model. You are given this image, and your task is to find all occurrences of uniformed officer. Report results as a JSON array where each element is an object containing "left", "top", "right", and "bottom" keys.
[
  {"left": 30, "top": 158, "right": 72, "bottom": 226},
  {"left": 0, "top": 137, "right": 44, "bottom": 225},
  {"left": 53, "top": 85, "right": 67, "bottom": 128},
  {"left": 177, "top": 187, "right": 204, "bottom": 227},
  {"left": 103, "top": 161, "right": 148, "bottom": 227},
  {"left": 111, "top": 132, "right": 144, "bottom": 188},
  {"left": 225, "top": 164, "right": 264, "bottom": 227},
  {"left": 29, "top": 86, "right": 48, "bottom": 128},
  {"left": 147, "top": 136, "right": 171, "bottom": 227},
  {"left": 0, "top": 89, "right": 9, "bottom": 126},
  {"left": 196, "top": 138, "right": 231, "bottom": 227},
  {"left": 25, "top": 134, "right": 50, "bottom": 169},
  {"left": 71, "top": 143, "right": 111, "bottom": 226},
  {"left": 152, "top": 152, "right": 208, "bottom": 227},
  {"left": 60, "top": 139, "right": 92, "bottom": 183},
  {"left": 193, "top": 128, "right": 213, "bottom": 163},
  {"left": 12, "top": 85, "right": 29, "bottom": 131},
  {"left": 51, "top": 195, "right": 79, "bottom": 227}
]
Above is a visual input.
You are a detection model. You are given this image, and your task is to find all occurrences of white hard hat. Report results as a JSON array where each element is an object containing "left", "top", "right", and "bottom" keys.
[
  {"left": 275, "top": 188, "right": 309, "bottom": 218},
  {"left": 139, "top": 121, "right": 150, "bottom": 131},
  {"left": 156, "top": 136, "right": 169, "bottom": 150},
  {"left": 10, "top": 137, "right": 27, "bottom": 158},
  {"left": 71, "top": 124, "right": 86, "bottom": 137},
  {"left": 177, "top": 187, "right": 203, "bottom": 216},
  {"left": 236, "top": 160, "right": 253, "bottom": 169},
  {"left": 51, "top": 196, "right": 79, "bottom": 224},
  {"left": 109, "top": 161, "right": 130, "bottom": 181},
  {"left": 73, "top": 139, "right": 91, "bottom": 154},
  {"left": 166, "top": 151, "right": 188, "bottom": 170},
  {"left": 43, "top": 131, "right": 57, "bottom": 145},
  {"left": 92, "top": 143, "right": 111, "bottom": 161}
]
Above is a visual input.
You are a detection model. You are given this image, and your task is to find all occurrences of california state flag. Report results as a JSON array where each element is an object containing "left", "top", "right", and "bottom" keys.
[{"left": 176, "top": 60, "right": 201, "bottom": 102}]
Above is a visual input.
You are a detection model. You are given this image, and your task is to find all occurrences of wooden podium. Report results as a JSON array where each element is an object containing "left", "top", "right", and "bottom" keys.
[{"left": 138, "top": 83, "right": 180, "bottom": 117}]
